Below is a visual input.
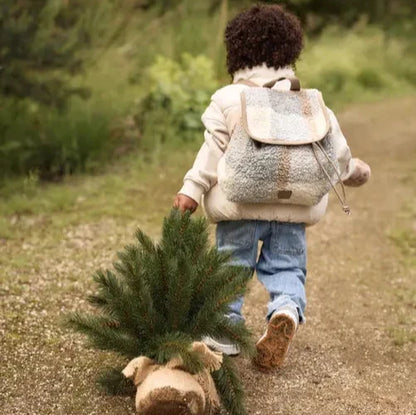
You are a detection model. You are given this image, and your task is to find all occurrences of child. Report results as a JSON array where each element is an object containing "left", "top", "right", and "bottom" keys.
[{"left": 173, "top": 4, "right": 370, "bottom": 370}]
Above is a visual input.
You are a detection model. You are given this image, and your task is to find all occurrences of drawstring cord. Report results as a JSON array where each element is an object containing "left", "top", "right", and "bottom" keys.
[
  {"left": 238, "top": 78, "right": 350, "bottom": 214},
  {"left": 312, "top": 142, "right": 351, "bottom": 215}
]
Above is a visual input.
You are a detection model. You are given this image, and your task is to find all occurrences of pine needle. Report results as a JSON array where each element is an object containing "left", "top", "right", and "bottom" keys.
[
  {"left": 97, "top": 367, "right": 136, "bottom": 396},
  {"left": 67, "top": 208, "right": 253, "bottom": 412},
  {"left": 212, "top": 355, "right": 247, "bottom": 415}
]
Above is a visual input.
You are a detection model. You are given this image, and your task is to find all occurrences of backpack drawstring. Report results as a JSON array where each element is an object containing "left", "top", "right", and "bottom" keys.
[
  {"left": 238, "top": 78, "right": 351, "bottom": 215},
  {"left": 312, "top": 142, "right": 351, "bottom": 215}
]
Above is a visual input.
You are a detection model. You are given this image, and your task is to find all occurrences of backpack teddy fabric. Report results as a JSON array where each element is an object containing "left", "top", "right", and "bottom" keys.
[
  {"left": 178, "top": 65, "right": 357, "bottom": 224},
  {"left": 218, "top": 78, "right": 348, "bottom": 211}
]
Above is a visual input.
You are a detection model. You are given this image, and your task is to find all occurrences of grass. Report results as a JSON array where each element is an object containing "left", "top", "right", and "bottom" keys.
[
  {"left": 388, "top": 327, "right": 416, "bottom": 346},
  {"left": 389, "top": 230, "right": 416, "bottom": 267},
  {"left": 389, "top": 167, "right": 416, "bottom": 267},
  {"left": 387, "top": 167, "right": 416, "bottom": 346},
  {"left": 0, "top": 147, "right": 200, "bottom": 241},
  {"left": 3, "top": 5, "right": 416, "bottom": 412},
  {"left": 387, "top": 285, "right": 416, "bottom": 346},
  {"left": 297, "top": 23, "right": 416, "bottom": 109},
  {"left": 2, "top": 95, "right": 416, "bottom": 414},
  {"left": 3, "top": 0, "right": 416, "bottom": 178},
  {"left": 0, "top": 138, "right": 205, "bottom": 414}
]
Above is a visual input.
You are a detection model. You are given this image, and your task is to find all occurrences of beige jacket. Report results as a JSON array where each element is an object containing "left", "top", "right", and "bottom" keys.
[{"left": 178, "top": 65, "right": 358, "bottom": 225}]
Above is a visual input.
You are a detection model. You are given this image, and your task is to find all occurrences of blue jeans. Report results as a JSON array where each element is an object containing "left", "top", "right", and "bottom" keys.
[{"left": 216, "top": 220, "right": 307, "bottom": 324}]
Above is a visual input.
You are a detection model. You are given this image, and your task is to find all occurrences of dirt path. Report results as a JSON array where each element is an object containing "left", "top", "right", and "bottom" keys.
[
  {"left": 240, "top": 97, "right": 416, "bottom": 415},
  {"left": 1, "top": 97, "right": 415, "bottom": 415}
]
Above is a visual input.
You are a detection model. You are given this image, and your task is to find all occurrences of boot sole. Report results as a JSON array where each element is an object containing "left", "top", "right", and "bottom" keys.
[{"left": 254, "top": 313, "right": 296, "bottom": 370}]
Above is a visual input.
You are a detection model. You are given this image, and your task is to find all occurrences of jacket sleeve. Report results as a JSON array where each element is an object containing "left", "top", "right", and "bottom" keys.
[
  {"left": 178, "top": 99, "right": 230, "bottom": 204},
  {"left": 327, "top": 108, "right": 358, "bottom": 182}
]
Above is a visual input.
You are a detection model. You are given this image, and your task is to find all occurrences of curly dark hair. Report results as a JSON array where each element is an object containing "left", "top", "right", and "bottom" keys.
[{"left": 225, "top": 4, "right": 304, "bottom": 75}]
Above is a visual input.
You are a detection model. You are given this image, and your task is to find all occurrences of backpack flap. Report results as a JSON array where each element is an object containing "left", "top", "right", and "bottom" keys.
[{"left": 241, "top": 88, "right": 330, "bottom": 145}]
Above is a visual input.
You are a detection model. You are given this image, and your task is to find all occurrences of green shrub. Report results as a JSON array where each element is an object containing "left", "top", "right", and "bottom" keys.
[
  {"left": 134, "top": 53, "right": 219, "bottom": 154},
  {"left": 0, "top": 0, "right": 121, "bottom": 107},
  {"left": 0, "top": 98, "right": 112, "bottom": 179},
  {"left": 316, "top": 69, "right": 348, "bottom": 94},
  {"left": 356, "top": 68, "right": 385, "bottom": 89},
  {"left": 298, "top": 25, "right": 416, "bottom": 108},
  {"left": 400, "top": 67, "right": 416, "bottom": 86}
]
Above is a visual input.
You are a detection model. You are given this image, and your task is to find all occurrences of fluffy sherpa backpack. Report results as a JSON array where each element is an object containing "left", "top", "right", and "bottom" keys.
[{"left": 218, "top": 77, "right": 350, "bottom": 213}]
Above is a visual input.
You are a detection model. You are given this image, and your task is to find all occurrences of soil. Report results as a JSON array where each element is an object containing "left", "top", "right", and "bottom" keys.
[
  {"left": 239, "top": 97, "right": 416, "bottom": 415},
  {"left": 1, "top": 97, "right": 415, "bottom": 415}
]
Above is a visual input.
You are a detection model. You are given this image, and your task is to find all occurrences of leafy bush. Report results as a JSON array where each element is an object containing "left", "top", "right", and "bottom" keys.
[
  {"left": 0, "top": 98, "right": 112, "bottom": 179},
  {"left": 0, "top": 0, "right": 122, "bottom": 107},
  {"left": 240, "top": 0, "right": 416, "bottom": 33},
  {"left": 356, "top": 68, "right": 385, "bottom": 89},
  {"left": 2, "top": 2, "right": 416, "bottom": 181},
  {"left": 133, "top": 53, "right": 219, "bottom": 154},
  {"left": 298, "top": 25, "right": 416, "bottom": 108}
]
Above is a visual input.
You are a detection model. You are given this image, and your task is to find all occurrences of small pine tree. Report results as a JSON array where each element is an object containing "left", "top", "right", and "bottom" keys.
[{"left": 68, "top": 209, "right": 253, "bottom": 415}]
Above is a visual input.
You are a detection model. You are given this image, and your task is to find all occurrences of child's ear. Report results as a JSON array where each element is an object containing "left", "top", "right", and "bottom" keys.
[{"left": 122, "top": 356, "right": 157, "bottom": 386}]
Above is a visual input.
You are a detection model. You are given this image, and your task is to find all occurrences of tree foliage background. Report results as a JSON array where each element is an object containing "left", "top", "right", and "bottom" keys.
[
  {"left": 255, "top": 0, "right": 416, "bottom": 30},
  {"left": 2, "top": 0, "right": 414, "bottom": 103},
  {"left": 0, "top": 0, "right": 415, "bottom": 179},
  {"left": 2, "top": 0, "right": 95, "bottom": 106}
]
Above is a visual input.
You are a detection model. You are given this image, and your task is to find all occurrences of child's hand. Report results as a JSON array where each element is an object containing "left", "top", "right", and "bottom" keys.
[
  {"left": 343, "top": 158, "right": 371, "bottom": 187},
  {"left": 173, "top": 194, "right": 198, "bottom": 214}
]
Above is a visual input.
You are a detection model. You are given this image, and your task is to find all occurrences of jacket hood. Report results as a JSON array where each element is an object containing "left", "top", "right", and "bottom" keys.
[{"left": 233, "top": 64, "right": 295, "bottom": 86}]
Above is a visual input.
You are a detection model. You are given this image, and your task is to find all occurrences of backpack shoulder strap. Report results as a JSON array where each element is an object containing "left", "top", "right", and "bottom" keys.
[
  {"left": 263, "top": 77, "right": 301, "bottom": 91},
  {"left": 236, "top": 79, "right": 260, "bottom": 87},
  {"left": 237, "top": 77, "right": 301, "bottom": 91}
]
